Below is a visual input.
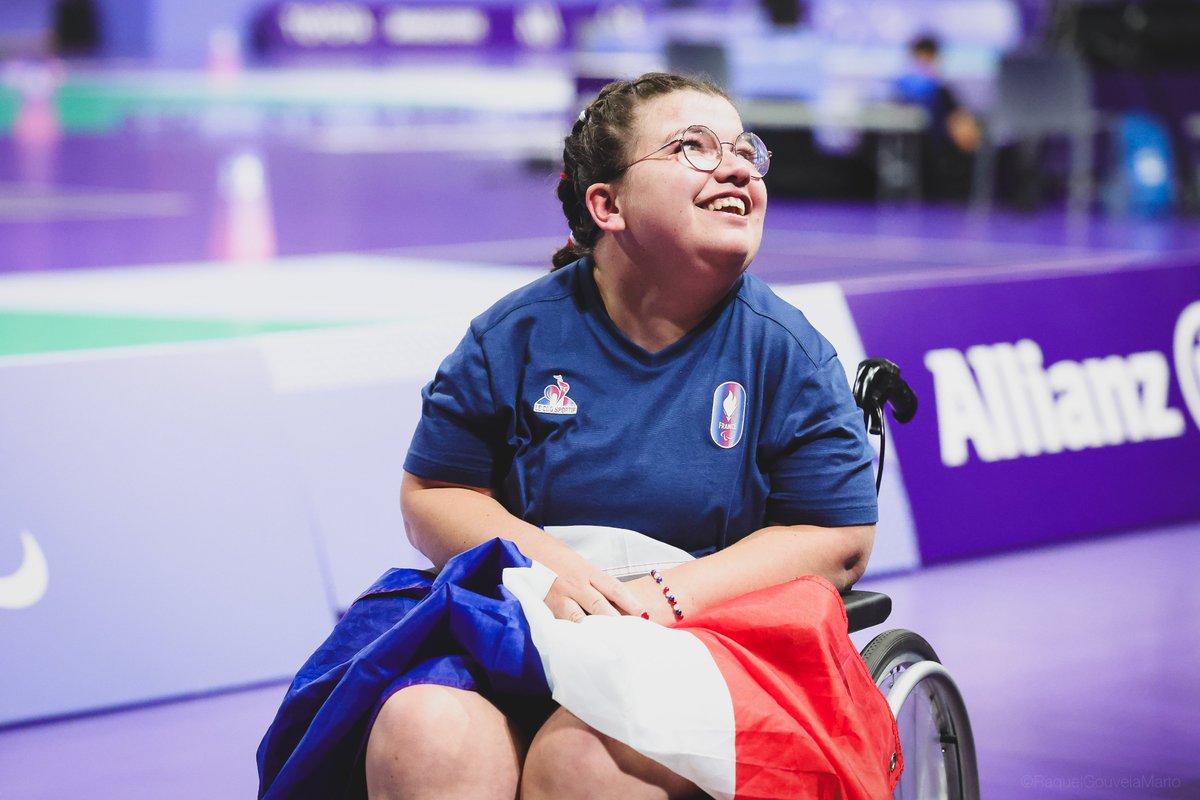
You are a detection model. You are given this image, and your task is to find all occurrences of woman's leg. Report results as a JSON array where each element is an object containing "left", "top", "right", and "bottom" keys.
[
  {"left": 366, "top": 684, "right": 527, "bottom": 800},
  {"left": 521, "top": 707, "right": 702, "bottom": 800}
]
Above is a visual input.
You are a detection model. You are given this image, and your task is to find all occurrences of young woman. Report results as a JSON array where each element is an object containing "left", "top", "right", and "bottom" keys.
[{"left": 364, "top": 73, "right": 879, "bottom": 800}]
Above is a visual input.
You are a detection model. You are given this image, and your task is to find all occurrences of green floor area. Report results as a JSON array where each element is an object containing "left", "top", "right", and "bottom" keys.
[
  {"left": 0, "top": 64, "right": 568, "bottom": 135},
  {"left": 0, "top": 311, "right": 336, "bottom": 357},
  {"left": 1, "top": 79, "right": 339, "bottom": 134}
]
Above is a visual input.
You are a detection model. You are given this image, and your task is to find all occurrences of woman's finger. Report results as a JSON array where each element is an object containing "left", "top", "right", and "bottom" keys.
[
  {"left": 547, "top": 576, "right": 621, "bottom": 620},
  {"left": 546, "top": 593, "right": 587, "bottom": 623},
  {"left": 590, "top": 572, "right": 648, "bottom": 618},
  {"left": 577, "top": 585, "right": 620, "bottom": 617}
]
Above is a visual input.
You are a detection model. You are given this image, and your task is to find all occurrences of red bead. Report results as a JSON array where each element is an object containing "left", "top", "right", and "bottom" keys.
[{"left": 640, "top": 612, "right": 650, "bottom": 620}]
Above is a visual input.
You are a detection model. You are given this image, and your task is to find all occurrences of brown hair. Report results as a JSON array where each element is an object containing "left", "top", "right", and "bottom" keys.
[{"left": 551, "top": 72, "right": 730, "bottom": 271}]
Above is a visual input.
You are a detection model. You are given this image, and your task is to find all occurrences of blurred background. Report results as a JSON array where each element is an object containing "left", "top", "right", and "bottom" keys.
[{"left": 0, "top": 1, "right": 1197, "bottom": 798}]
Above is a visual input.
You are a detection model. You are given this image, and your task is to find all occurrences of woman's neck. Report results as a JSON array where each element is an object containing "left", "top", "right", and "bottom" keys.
[{"left": 591, "top": 246, "right": 742, "bottom": 354}]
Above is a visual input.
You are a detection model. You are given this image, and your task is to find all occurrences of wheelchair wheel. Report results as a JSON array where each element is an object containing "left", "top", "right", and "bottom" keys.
[
  {"left": 861, "top": 629, "right": 941, "bottom": 684},
  {"left": 860, "top": 629, "right": 980, "bottom": 800}
]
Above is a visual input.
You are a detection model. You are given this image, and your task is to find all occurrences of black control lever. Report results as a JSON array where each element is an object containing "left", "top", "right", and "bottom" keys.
[{"left": 853, "top": 358, "right": 918, "bottom": 494}]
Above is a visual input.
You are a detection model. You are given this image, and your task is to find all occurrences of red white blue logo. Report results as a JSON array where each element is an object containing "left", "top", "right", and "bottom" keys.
[
  {"left": 533, "top": 374, "right": 578, "bottom": 415},
  {"left": 710, "top": 382, "right": 746, "bottom": 448}
]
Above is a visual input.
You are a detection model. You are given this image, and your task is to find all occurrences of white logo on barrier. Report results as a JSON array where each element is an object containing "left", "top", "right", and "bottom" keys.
[
  {"left": 1175, "top": 300, "right": 1200, "bottom": 433},
  {"left": 382, "top": 7, "right": 489, "bottom": 45},
  {"left": 925, "top": 339, "right": 1185, "bottom": 467},
  {"left": 514, "top": 4, "right": 564, "bottom": 49},
  {"left": 0, "top": 530, "right": 49, "bottom": 610},
  {"left": 280, "top": 3, "right": 376, "bottom": 47}
]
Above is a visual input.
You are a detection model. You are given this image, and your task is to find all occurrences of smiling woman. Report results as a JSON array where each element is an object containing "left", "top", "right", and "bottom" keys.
[
  {"left": 590, "top": 92, "right": 767, "bottom": 346},
  {"left": 258, "top": 72, "right": 885, "bottom": 800},
  {"left": 553, "top": 74, "right": 768, "bottom": 278}
]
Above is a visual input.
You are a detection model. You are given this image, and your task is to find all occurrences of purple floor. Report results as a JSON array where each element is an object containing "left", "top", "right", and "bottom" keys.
[
  {"left": 6, "top": 129, "right": 1200, "bottom": 280},
  {"left": 853, "top": 522, "right": 1200, "bottom": 800},
  {"left": 3, "top": 108, "right": 1200, "bottom": 798},
  {"left": 1, "top": 522, "right": 1195, "bottom": 799}
]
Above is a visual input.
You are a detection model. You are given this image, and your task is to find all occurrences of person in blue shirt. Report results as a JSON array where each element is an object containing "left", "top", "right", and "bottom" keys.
[
  {"left": 366, "top": 72, "right": 878, "bottom": 800},
  {"left": 894, "top": 34, "right": 981, "bottom": 201}
]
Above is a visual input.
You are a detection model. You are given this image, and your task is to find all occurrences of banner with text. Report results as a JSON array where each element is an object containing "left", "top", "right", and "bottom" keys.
[
  {"left": 255, "top": 2, "right": 600, "bottom": 55},
  {"left": 846, "top": 260, "right": 1200, "bottom": 563}
]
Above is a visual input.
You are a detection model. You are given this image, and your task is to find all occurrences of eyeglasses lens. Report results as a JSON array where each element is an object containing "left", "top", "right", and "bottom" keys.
[
  {"left": 736, "top": 132, "right": 771, "bottom": 177},
  {"left": 680, "top": 126, "right": 770, "bottom": 177},
  {"left": 679, "top": 126, "right": 721, "bottom": 172}
]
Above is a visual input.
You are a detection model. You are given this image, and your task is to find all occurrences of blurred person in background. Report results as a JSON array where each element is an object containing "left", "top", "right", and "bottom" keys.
[
  {"left": 894, "top": 33, "right": 982, "bottom": 201},
  {"left": 52, "top": 0, "right": 101, "bottom": 57}
]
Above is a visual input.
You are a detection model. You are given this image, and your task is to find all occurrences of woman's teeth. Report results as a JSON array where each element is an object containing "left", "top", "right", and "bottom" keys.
[{"left": 703, "top": 197, "right": 746, "bottom": 216}]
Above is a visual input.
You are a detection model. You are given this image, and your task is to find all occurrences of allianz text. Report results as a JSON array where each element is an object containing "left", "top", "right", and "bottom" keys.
[{"left": 924, "top": 340, "right": 1186, "bottom": 467}]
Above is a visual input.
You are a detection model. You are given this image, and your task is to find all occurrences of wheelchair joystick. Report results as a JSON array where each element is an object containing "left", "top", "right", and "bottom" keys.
[
  {"left": 853, "top": 358, "right": 917, "bottom": 429},
  {"left": 853, "top": 358, "right": 918, "bottom": 496}
]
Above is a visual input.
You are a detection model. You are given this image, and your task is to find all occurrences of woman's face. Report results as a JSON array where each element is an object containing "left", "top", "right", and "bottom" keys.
[{"left": 612, "top": 90, "right": 767, "bottom": 278}]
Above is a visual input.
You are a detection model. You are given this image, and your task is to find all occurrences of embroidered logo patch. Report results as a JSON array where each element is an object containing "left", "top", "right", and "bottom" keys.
[
  {"left": 710, "top": 381, "right": 746, "bottom": 448},
  {"left": 533, "top": 374, "right": 578, "bottom": 415}
]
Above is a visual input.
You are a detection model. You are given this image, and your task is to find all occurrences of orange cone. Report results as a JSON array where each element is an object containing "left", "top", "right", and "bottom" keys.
[
  {"left": 210, "top": 150, "right": 277, "bottom": 262},
  {"left": 8, "top": 59, "right": 64, "bottom": 185},
  {"left": 207, "top": 27, "right": 243, "bottom": 86},
  {"left": 10, "top": 59, "right": 62, "bottom": 143}
]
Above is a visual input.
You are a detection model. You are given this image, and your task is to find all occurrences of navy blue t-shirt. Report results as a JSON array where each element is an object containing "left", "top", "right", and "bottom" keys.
[{"left": 404, "top": 259, "right": 877, "bottom": 555}]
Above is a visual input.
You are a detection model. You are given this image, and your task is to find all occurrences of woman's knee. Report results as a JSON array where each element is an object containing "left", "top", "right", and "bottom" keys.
[
  {"left": 521, "top": 708, "right": 613, "bottom": 798},
  {"left": 523, "top": 708, "right": 702, "bottom": 800},
  {"left": 368, "top": 684, "right": 470, "bottom": 767},
  {"left": 366, "top": 684, "right": 522, "bottom": 800}
]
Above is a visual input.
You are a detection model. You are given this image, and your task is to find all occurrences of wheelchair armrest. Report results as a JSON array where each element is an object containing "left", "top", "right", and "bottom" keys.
[{"left": 842, "top": 589, "right": 892, "bottom": 633}]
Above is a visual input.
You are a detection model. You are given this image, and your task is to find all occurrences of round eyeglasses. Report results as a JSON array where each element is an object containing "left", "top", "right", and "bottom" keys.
[{"left": 623, "top": 124, "right": 771, "bottom": 178}]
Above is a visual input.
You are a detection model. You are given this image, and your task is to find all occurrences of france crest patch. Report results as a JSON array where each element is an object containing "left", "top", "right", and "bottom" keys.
[{"left": 710, "top": 381, "right": 746, "bottom": 449}]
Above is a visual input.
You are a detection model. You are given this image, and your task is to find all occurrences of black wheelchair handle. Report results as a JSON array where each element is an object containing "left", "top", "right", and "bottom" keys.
[{"left": 853, "top": 358, "right": 917, "bottom": 432}]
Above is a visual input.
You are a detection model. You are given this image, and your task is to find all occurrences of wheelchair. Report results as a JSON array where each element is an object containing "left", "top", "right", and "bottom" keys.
[{"left": 842, "top": 359, "right": 980, "bottom": 800}]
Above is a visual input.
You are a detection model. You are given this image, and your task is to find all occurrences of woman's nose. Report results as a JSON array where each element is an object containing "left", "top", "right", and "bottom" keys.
[{"left": 712, "top": 145, "right": 753, "bottom": 183}]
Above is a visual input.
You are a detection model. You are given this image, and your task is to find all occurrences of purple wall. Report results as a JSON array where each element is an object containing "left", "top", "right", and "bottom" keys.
[
  {"left": 0, "top": 0, "right": 276, "bottom": 62},
  {"left": 94, "top": 0, "right": 153, "bottom": 59},
  {"left": 847, "top": 259, "right": 1200, "bottom": 564},
  {"left": 0, "top": 0, "right": 153, "bottom": 59},
  {"left": 0, "top": 0, "right": 55, "bottom": 54},
  {"left": 0, "top": 0, "right": 54, "bottom": 30}
]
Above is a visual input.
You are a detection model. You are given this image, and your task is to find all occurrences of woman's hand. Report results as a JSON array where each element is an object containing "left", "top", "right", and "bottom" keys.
[
  {"left": 538, "top": 547, "right": 647, "bottom": 623},
  {"left": 400, "top": 473, "right": 649, "bottom": 622}
]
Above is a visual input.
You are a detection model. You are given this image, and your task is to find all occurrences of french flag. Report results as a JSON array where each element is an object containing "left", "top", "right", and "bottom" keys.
[{"left": 257, "top": 538, "right": 902, "bottom": 799}]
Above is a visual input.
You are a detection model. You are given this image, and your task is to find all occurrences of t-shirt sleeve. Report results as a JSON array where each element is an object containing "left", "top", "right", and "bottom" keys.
[
  {"left": 764, "top": 355, "right": 879, "bottom": 527},
  {"left": 403, "top": 328, "right": 506, "bottom": 488}
]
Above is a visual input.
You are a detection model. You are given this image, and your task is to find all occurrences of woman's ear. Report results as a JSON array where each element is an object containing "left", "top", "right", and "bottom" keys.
[{"left": 584, "top": 182, "right": 625, "bottom": 233}]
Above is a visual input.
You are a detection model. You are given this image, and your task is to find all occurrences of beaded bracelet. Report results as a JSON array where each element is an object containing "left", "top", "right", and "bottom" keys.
[{"left": 649, "top": 569, "right": 684, "bottom": 621}]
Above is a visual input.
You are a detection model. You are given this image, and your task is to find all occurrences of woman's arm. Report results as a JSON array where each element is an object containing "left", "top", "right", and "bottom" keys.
[
  {"left": 400, "top": 471, "right": 647, "bottom": 621},
  {"left": 625, "top": 523, "right": 875, "bottom": 624}
]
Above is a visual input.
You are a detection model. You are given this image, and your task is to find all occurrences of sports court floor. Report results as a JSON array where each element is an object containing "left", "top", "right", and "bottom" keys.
[{"left": 0, "top": 62, "right": 1197, "bottom": 799}]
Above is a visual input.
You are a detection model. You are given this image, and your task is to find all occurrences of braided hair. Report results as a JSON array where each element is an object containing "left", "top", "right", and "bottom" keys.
[{"left": 552, "top": 72, "right": 730, "bottom": 271}]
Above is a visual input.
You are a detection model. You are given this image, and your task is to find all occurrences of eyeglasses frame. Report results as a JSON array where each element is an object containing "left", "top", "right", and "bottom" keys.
[{"left": 620, "top": 124, "right": 772, "bottom": 178}]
